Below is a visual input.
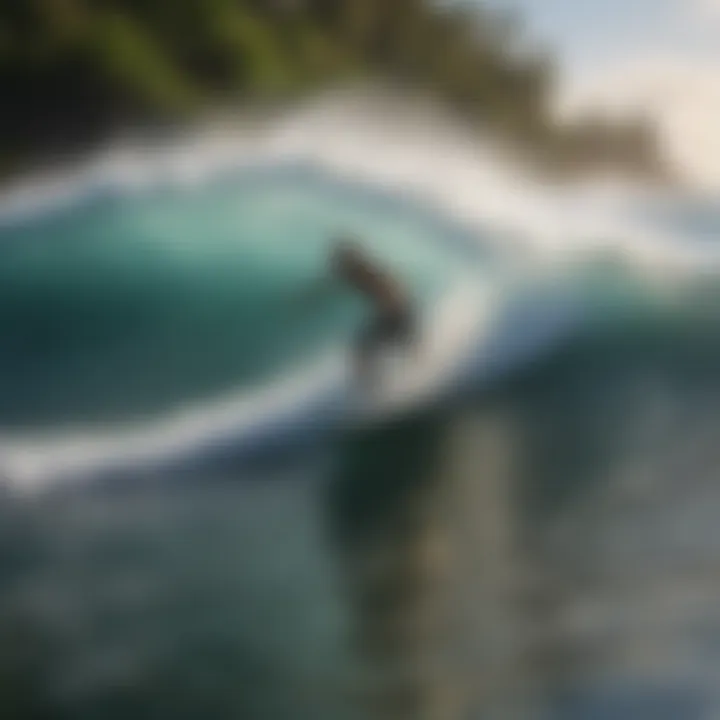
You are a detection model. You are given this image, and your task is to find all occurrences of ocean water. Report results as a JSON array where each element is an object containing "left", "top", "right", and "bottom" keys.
[{"left": 1, "top": 100, "right": 720, "bottom": 719}]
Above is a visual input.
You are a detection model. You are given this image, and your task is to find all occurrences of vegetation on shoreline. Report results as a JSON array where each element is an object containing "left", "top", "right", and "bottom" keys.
[{"left": 0, "top": 0, "right": 669, "bottom": 181}]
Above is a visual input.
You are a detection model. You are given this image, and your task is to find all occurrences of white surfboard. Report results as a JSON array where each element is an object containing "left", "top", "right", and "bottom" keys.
[{"left": 351, "top": 282, "right": 495, "bottom": 424}]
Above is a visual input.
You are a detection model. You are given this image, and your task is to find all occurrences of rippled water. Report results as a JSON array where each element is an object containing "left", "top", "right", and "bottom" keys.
[{"left": 1, "top": 147, "right": 720, "bottom": 719}]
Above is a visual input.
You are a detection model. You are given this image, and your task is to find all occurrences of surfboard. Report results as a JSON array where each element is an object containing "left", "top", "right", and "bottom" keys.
[{"left": 351, "top": 282, "right": 494, "bottom": 424}]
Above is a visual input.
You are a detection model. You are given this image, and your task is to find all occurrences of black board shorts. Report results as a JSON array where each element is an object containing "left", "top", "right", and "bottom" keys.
[{"left": 357, "top": 307, "right": 415, "bottom": 358}]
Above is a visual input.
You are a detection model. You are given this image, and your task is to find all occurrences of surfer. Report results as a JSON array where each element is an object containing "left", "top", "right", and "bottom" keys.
[{"left": 301, "top": 236, "right": 416, "bottom": 383}]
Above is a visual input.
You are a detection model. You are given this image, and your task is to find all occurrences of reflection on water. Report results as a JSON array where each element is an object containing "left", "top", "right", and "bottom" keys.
[
  {"left": 329, "top": 409, "right": 533, "bottom": 720},
  {"left": 330, "top": 414, "right": 453, "bottom": 719},
  {"left": 327, "top": 319, "right": 720, "bottom": 719},
  {"left": 2, "top": 326, "right": 720, "bottom": 719}
]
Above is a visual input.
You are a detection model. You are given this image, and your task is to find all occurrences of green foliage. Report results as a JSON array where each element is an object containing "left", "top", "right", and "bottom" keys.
[
  {"left": 90, "top": 12, "right": 198, "bottom": 113},
  {"left": 0, "top": 0, "right": 665, "bottom": 179},
  {"left": 204, "top": 4, "right": 290, "bottom": 90}
]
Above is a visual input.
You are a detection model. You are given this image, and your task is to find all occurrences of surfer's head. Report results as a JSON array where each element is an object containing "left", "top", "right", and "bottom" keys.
[{"left": 330, "top": 234, "right": 367, "bottom": 274}]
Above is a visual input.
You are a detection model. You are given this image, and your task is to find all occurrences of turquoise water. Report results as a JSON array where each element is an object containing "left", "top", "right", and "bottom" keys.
[
  {"left": 0, "top": 170, "right": 483, "bottom": 428},
  {"left": 2, "top": 160, "right": 720, "bottom": 719}
]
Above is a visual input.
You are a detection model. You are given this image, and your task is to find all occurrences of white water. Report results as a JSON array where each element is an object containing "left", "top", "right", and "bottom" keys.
[{"left": 0, "top": 88, "right": 716, "bottom": 493}]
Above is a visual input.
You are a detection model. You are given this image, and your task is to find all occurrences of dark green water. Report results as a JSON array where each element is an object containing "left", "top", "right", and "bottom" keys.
[{"left": 1, "top": 167, "right": 720, "bottom": 719}]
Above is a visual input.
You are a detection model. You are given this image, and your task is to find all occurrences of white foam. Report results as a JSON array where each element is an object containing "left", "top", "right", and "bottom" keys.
[
  {"left": 0, "top": 88, "right": 715, "bottom": 277},
  {"left": 0, "top": 89, "right": 712, "bottom": 492},
  {"left": 0, "top": 282, "right": 494, "bottom": 493},
  {"left": 0, "top": 349, "right": 346, "bottom": 494},
  {"left": 0, "top": 272, "right": 589, "bottom": 494}
]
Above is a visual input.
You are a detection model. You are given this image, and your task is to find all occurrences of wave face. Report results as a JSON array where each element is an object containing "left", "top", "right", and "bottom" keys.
[
  {"left": 0, "top": 90, "right": 718, "bottom": 491},
  {"left": 2, "top": 92, "right": 720, "bottom": 719},
  {"left": 0, "top": 167, "right": 479, "bottom": 429}
]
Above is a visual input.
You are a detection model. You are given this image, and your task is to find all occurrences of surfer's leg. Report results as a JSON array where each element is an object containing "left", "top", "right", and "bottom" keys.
[
  {"left": 355, "top": 315, "right": 391, "bottom": 385},
  {"left": 380, "top": 306, "right": 416, "bottom": 357},
  {"left": 355, "top": 308, "right": 416, "bottom": 387},
  {"left": 396, "top": 307, "right": 416, "bottom": 352}
]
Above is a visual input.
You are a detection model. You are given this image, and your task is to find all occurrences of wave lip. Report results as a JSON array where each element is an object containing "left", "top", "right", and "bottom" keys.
[
  {"left": 0, "top": 345, "right": 353, "bottom": 491},
  {"left": 1, "top": 90, "right": 717, "bottom": 276}
]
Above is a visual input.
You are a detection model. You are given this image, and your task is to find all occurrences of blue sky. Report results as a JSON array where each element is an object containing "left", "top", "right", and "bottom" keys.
[
  {"left": 466, "top": 0, "right": 720, "bottom": 186},
  {"left": 477, "top": 0, "right": 720, "bottom": 81},
  {"left": 498, "top": 0, "right": 671, "bottom": 76}
]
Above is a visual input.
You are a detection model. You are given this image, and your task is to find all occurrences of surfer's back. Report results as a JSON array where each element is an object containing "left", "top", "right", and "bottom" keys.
[{"left": 331, "top": 243, "right": 408, "bottom": 315}]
